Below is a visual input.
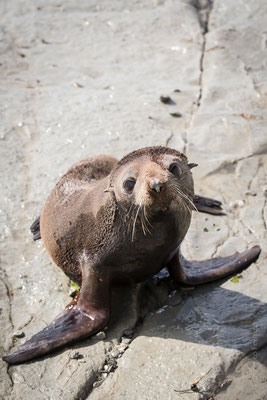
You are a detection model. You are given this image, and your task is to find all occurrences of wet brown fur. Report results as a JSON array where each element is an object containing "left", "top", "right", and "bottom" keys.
[{"left": 40, "top": 147, "right": 194, "bottom": 285}]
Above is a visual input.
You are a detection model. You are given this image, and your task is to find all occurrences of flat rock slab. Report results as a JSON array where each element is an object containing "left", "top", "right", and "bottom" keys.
[{"left": 1, "top": 0, "right": 267, "bottom": 399}]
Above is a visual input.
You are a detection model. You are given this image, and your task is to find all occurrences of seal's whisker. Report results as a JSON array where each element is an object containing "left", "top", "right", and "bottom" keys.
[
  {"left": 139, "top": 204, "right": 146, "bottom": 236},
  {"left": 174, "top": 184, "right": 197, "bottom": 212},
  {"left": 180, "top": 190, "right": 197, "bottom": 212},
  {"left": 126, "top": 203, "right": 135, "bottom": 234},
  {"left": 144, "top": 205, "right": 153, "bottom": 229},
  {"left": 171, "top": 185, "right": 191, "bottom": 214},
  {"left": 140, "top": 215, "right": 147, "bottom": 236},
  {"left": 140, "top": 205, "right": 152, "bottom": 236},
  {"left": 181, "top": 196, "right": 192, "bottom": 215},
  {"left": 132, "top": 205, "right": 141, "bottom": 241}
]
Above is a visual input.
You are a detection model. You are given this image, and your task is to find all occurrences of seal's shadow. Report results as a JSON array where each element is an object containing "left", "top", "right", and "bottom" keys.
[{"left": 108, "top": 275, "right": 267, "bottom": 367}]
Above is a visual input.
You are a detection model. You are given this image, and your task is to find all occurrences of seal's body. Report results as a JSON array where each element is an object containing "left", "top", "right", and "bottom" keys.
[
  {"left": 3, "top": 146, "right": 260, "bottom": 364},
  {"left": 41, "top": 149, "right": 192, "bottom": 284}
]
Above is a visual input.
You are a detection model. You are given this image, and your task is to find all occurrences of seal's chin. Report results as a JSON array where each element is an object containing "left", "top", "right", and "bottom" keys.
[
  {"left": 144, "top": 202, "right": 170, "bottom": 217},
  {"left": 149, "top": 196, "right": 192, "bottom": 217},
  {"left": 161, "top": 206, "right": 168, "bottom": 212}
]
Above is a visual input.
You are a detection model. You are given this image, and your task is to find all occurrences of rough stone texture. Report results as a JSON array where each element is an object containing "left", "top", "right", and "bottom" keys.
[{"left": 0, "top": 0, "right": 266, "bottom": 399}]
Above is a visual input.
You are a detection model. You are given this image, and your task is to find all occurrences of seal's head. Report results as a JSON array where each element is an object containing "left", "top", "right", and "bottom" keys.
[{"left": 109, "top": 146, "right": 196, "bottom": 216}]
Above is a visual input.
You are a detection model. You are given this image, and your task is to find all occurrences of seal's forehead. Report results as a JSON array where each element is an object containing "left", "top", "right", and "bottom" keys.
[
  {"left": 152, "top": 152, "right": 187, "bottom": 165},
  {"left": 115, "top": 146, "right": 187, "bottom": 169}
]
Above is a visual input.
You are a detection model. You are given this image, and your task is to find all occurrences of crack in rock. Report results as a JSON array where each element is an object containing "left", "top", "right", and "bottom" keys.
[
  {"left": 86, "top": 279, "right": 175, "bottom": 398},
  {"left": 184, "top": 0, "right": 214, "bottom": 155},
  {"left": 0, "top": 270, "right": 15, "bottom": 393},
  {"left": 194, "top": 0, "right": 214, "bottom": 107},
  {"left": 165, "top": 131, "right": 174, "bottom": 147},
  {"left": 0, "top": 270, "right": 14, "bottom": 332}
]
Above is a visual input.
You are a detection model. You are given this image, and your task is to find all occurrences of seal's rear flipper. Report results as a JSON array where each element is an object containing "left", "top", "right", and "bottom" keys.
[
  {"left": 30, "top": 216, "right": 41, "bottom": 240},
  {"left": 168, "top": 246, "right": 261, "bottom": 285},
  {"left": 3, "top": 271, "right": 110, "bottom": 365},
  {"left": 193, "top": 195, "right": 225, "bottom": 215}
]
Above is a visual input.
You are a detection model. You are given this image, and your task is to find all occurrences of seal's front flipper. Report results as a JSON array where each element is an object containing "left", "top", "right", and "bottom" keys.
[
  {"left": 2, "top": 304, "right": 108, "bottom": 365},
  {"left": 193, "top": 195, "right": 225, "bottom": 215},
  {"left": 168, "top": 246, "right": 261, "bottom": 286},
  {"left": 3, "top": 271, "right": 110, "bottom": 365},
  {"left": 30, "top": 216, "right": 41, "bottom": 240}
]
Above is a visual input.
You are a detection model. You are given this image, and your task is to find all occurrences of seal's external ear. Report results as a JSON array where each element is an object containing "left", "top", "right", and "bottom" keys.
[{"left": 188, "top": 163, "right": 198, "bottom": 169}]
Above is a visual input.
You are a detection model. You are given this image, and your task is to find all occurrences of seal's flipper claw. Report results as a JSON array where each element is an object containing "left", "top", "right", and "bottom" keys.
[
  {"left": 30, "top": 216, "right": 41, "bottom": 240},
  {"left": 2, "top": 306, "right": 109, "bottom": 365},
  {"left": 193, "top": 195, "right": 225, "bottom": 215},
  {"left": 168, "top": 246, "right": 261, "bottom": 286}
]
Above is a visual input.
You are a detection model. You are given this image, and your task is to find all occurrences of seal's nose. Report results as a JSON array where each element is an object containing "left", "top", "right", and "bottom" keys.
[{"left": 149, "top": 178, "right": 163, "bottom": 193}]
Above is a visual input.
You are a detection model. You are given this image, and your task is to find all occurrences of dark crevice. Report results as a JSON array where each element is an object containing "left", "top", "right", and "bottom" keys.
[
  {"left": 81, "top": 323, "right": 140, "bottom": 399},
  {"left": 0, "top": 271, "right": 14, "bottom": 331},
  {"left": 194, "top": 0, "right": 213, "bottom": 33},
  {"left": 184, "top": 0, "right": 214, "bottom": 155},
  {"left": 0, "top": 269, "right": 15, "bottom": 391},
  {"left": 165, "top": 131, "right": 174, "bottom": 147},
  {"left": 6, "top": 365, "right": 14, "bottom": 390},
  {"left": 193, "top": 0, "right": 214, "bottom": 107},
  {"left": 73, "top": 370, "right": 99, "bottom": 400},
  {"left": 83, "top": 278, "right": 177, "bottom": 399}
]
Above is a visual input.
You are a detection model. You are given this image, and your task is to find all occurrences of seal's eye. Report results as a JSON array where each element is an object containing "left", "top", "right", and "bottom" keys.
[
  {"left": 123, "top": 178, "right": 136, "bottom": 192},
  {"left": 169, "top": 163, "right": 181, "bottom": 176}
]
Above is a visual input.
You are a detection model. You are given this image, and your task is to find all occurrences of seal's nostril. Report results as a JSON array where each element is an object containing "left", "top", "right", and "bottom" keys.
[{"left": 150, "top": 178, "right": 163, "bottom": 193}]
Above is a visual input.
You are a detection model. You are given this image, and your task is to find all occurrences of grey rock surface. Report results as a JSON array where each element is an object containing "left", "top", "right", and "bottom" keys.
[{"left": 0, "top": 0, "right": 266, "bottom": 399}]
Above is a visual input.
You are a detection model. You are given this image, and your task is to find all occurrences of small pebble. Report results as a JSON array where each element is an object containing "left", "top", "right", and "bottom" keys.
[
  {"left": 93, "top": 381, "right": 102, "bottom": 388},
  {"left": 203, "top": 227, "right": 209, "bottom": 232},
  {"left": 245, "top": 190, "right": 257, "bottom": 196},
  {"left": 121, "top": 337, "right": 131, "bottom": 344},
  {"left": 110, "top": 348, "right": 120, "bottom": 358},
  {"left": 230, "top": 199, "right": 245, "bottom": 208},
  {"left": 13, "top": 331, "right": 25, "bottom": 339},
  {"left": 160, "top": 95, "right": 175, "bottom": 105},
  {"left": 95, "top": 331, "right": 106, "bottom": 340},
  {"left": 117, "top": 343, "right": 128, "bottom": 353},
  {"left": 170, "top": 112, "right": 182, "bottom": 118},
  {"left": 102, "top": 373, "right": 108, "bottom": 379},
  {"left": 104, "top": 363, "right": 116, "bottom": 373},
  {"left": 73, "top": 82, "right": 84, "bottom": 88},
  {"left": 70, "top": 351, "right": 84, "bottom": 360}
]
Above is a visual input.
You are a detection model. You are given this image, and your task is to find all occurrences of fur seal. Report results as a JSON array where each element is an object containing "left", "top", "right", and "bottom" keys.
[{"left": 3, "top": 146, "right": 260, "bottom": 364}]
